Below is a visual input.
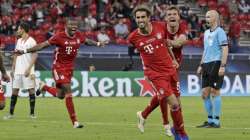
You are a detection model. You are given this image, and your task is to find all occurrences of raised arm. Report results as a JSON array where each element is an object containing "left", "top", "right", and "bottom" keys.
[{"left": 15, "top": 41, "right": 50, "bottom": 55}]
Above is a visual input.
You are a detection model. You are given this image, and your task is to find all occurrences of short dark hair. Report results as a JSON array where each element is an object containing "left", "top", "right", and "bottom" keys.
[
  {"left": 167, "top": 5, "right": 180, "bottom": 16},
  {"left": 19, "top": 22, "right": 30, "bottom": 33},
  {"left": 132, "top": 4, "right": 152, "bottom": 17}
]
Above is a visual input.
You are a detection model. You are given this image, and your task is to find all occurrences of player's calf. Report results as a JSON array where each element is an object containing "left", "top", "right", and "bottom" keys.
[{"left": 0, "top": 102, "right": 5, "bottom": 110}]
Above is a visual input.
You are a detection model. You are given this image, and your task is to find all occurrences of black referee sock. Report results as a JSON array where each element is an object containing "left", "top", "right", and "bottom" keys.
[
  {"left": 29, "top": 94, "right": 36, "bottom": 115},
  {"left": 10, "top": 95, "right": 18, "bottom": 115}
]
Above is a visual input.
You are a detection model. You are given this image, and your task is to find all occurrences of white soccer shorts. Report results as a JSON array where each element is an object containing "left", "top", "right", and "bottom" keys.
[{"left": 12, "top": 74, "right": 36, "bottom": 89}]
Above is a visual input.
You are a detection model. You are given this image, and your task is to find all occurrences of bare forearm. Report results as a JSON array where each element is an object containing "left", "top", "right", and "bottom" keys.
[
  {"left": 221, "top": 46, "right": 228, "bottom": 66},
  {"left": 85, "top": 38, "right": 99, "bottom": 46},
  {"left": 27, "top": 41, "right": 49, "bottom": 53},
  {"left": 0, "top": 53, "right": 6, "bottom": 74}
]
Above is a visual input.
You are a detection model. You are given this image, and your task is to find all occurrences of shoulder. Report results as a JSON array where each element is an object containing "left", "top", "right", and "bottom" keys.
[
  {"left": 28, "top": 37, "right": 37, "bottom": 44},
  {"left": 217, "top": 27, "right": 226, "bottom": 33},
  {"left": 128, "top": 29, "right": 138, "bottom": 41},
  {"left": 204, "top": 29, "right": 210, "bottom": 35}
]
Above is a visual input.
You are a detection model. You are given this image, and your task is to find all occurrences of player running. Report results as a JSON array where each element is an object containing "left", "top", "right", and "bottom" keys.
[
  {"left": 135, "top": 5, "right": 188, "bottom": 137},
  {"left": 15, "top": 17, "right": 105, "bottom": 128},
  {"left": 128, "top": 4, "right": 189, "bottom": 140}
]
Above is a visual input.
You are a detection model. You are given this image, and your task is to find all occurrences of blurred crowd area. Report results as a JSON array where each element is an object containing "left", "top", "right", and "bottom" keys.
[{"left": 0, "top": 0, "right": 249, "bottom": 50}]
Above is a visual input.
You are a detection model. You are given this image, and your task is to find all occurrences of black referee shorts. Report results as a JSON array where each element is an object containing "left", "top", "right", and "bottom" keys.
[{"left": 201, "top": 61, "right": 224, "bottom": 89}]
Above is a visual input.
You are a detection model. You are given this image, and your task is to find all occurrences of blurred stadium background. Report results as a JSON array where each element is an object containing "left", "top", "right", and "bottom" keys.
[{"left": 0, "top": 0, "right": 250, "bottom": 140}]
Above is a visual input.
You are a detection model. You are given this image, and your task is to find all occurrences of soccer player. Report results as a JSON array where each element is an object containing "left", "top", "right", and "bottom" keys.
[
  {"left": 135, "top": 6, "right": 188, "bottom": 137},
  {"left": 196, "top": 10, "right": 228, "bottom": 128},
  {"left": 4, "top": 22, "right": 38, "bottom": 119},
  {"left": 15, "top": 17, "right": 105, "bottom": 128},
  {"left": 0, "top": 52, "right": 10, "bottom": 110},
  {"left": 128, "top": 4, "right": 189, "bottom": 140}
]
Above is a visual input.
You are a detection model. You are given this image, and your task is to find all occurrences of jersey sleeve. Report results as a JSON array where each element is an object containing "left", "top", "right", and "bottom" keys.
[
  {"left": 48, "top": 34, "right": 60, "bottom": 46},
  {"left": 218, "top": 28, "right": 228, "bottom": 46},
  {"left": 80, "top": 33, "right": 86, "bottom": 44}
]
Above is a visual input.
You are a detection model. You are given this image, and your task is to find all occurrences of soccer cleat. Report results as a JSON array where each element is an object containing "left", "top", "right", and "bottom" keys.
[
  {"left": 171, "top": 127, "right": 189, "bottom": 140},
  {"left": 73, "top": 121, "right": 84, "bottom": 128},
  {"left": 164, "top": 124, "right": 173, "bottom": 136},
  {"left": 3, "top": 114, "right": 14, "bottom": 120},
  {"left": 196, "top": 121, "right": 212, "bottom": 128},
  {"left": 30, "top": 114, "right": 37, "bottom": 119},
  {"left": 206, "top": 122, "right": 221, "bottom": 128},
  {"left": 36, "top": 81, "right": 46, "bottom": 96},
  {"left": 136, "top": 111, "right": 145, "bottom": 133}
]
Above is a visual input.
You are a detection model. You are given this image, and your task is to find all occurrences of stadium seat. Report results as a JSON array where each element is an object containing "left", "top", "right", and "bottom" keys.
[
  {"left": 197, "top": 0, "right": 207, "bottom": 7},
  {"left": 208, "top": 1, "right": 217, "bottom": 10}
]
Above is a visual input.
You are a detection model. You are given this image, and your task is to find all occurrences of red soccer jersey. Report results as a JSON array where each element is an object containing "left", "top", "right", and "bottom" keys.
[
  {"left": 48, "top": 31, "right": 86, "bottom": 67},
  {"left": 166, "top": 21, "right": 188, "bottom": 64},
  {"left": 128, "top": 21, "right": 176, "bottom": 80}
]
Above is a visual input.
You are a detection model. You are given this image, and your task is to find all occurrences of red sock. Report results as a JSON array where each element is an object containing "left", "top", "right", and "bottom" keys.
[
  {"left": 65, "top": 94, "right": 77, "bottom": 124},
  {"left": 43, "top": 85, "right": 57, "bottom": 97},
  {"left": 142, "top": 95, "right": 159, "bottom": 119},
  {"left": 170, "top": 105, "right": 187, "bottom": 136},
  {"left": 159, "top": 97, "right": 169, "bottom": 125}
]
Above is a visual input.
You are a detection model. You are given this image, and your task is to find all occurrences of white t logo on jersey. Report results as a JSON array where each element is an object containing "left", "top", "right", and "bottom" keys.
[
  {"left": 144, "top": 44, "right": 154, "bottom": 54},
  {"left": 66, "top": 46, "right": 73, "bottom": 54}
]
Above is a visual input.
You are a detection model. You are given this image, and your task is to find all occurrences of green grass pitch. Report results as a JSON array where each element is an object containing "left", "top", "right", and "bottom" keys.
[{"left": 0, "top": 97, "right": 250, "bottom": 140}]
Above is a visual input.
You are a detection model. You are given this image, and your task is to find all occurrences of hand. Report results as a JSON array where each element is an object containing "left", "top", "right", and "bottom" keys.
[
  {"left": 197, "top": 66, "right": 202, "bottom": 75},
  {"left": 24, "top": 69, "right": 30, "bottom": 77},
  {"left": 98, "top": 41, "right": 106, "bottom": 48},
  {"left": 2, "top": 73, "right": 10, "bottom": 82},
  {"left": 14, "top": 49, "right": 24, "bottom": 56},
  {"left": 218, "top": 66, "right": 225, "bottom": 76},
  {"left": 172, "top": 60, "right": 179, "bottom": 69}
]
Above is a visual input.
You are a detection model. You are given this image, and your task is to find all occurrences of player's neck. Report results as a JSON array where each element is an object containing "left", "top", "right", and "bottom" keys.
[
  {"left": 65, "top": 29, "right": 75, "bottom": 38},
  {"left": 210, "top": 23, "right": 218, "bottom": 32},
  {"left": 167, "top": 24, "right": 179, "bottom": 34},
  {"left": 21, "top": 33, "right": 29, "bottom": 41},
  {"left": 139, "top": 23, "right": 152, "bottom": 36}
]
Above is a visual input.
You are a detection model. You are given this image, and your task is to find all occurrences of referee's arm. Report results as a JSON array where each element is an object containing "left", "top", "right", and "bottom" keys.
[{"left": 220, "top": 44, "right": 228, "bottom": 67}]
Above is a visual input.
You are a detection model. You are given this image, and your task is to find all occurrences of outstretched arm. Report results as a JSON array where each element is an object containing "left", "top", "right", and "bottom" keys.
[
  {"left": 85, "top": 38, "right": 105, "bottom": 47},
  {"left": 15, "top": 41, "right": 50, "bottom": 54}
]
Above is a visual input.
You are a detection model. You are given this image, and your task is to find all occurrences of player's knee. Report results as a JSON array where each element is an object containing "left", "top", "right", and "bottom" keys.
[{"left": 170, "top": 103, "right": 180, "bottom": 111}]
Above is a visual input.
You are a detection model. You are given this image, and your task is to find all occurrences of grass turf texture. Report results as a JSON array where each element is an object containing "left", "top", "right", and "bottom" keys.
[{"left": 0, "top": 97, "right": 250, "bottom": 140}]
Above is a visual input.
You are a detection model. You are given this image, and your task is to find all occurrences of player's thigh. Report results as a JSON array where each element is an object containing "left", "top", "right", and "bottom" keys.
[
  {"left": 23, "top": 75, "right": 36, "bottom": 90},
  {"left": 211, "top": 88, "right": 221, "bottom": 96},
  {"left": 171, "top": 73, "right": 181, "bottom": 97},
  {"left": 12, "top": 88, "right": 19, "bottom": 95},
  {"left": 12, "top": 75, "right": 23, "bottom": 89},
  {"left": 60, "top": 83, "right": 72, "bottom": 94},
  {"left": 151, "top": 78, "right": 175, "bottom": 101},
  {"left": 201, "top": 87, "right": 211, "bottom": 99}
]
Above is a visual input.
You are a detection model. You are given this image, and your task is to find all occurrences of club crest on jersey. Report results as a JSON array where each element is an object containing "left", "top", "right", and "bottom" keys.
[
  {"left": 156, "top": 33, "right": 162, "bottom": 39},
  {"left": 77, "top": 39, "right": 80, "bottom": 44}
]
